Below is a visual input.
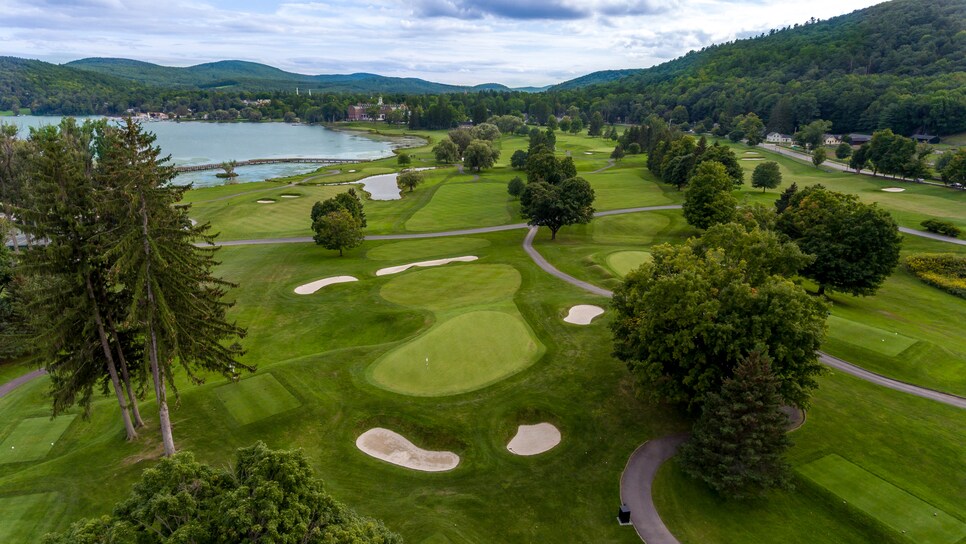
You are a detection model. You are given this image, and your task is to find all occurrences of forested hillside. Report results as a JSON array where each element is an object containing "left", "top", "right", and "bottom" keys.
[{"left": 557, "top": 0, "right": 966, "bottom": 135}]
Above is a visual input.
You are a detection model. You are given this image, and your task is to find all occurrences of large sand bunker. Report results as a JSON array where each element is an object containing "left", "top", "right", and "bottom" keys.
[
  {"left": 375, "top": 256, "right": 478, "bottom": 276},
  {"left": 564, "top": 305, "right": 604, "bottom": 325},
  {"left": 356, "top": 428, "right": 459, "bottom": 472},
  {"left": 881, "top": 187, "right": 905, "bottom": 192},
  {"left": 294, "top": 275, "right": 358, "bottom": 295},
  {"left": 507, "top": 423, "right": 561, "bottom": 456}
]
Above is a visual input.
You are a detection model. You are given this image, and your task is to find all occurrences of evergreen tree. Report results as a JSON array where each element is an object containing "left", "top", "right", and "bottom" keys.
[
  {"left": 678, "top": 351, "right": 792, "bottom": 499},
  {"left": 774, "top": 182, "right": 798, "bottom": 213},
  {"left": 105, "top": 119, "right": 250, "bottom": 456}
]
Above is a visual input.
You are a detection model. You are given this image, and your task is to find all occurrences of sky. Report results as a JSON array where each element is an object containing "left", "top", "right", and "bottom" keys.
[{"left": 3, "top": 0, "right": 886, "bottom": 87}]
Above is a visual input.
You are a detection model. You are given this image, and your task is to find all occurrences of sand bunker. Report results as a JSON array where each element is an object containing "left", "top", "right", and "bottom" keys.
[
  {"left": 507, "top": 423, "right": 561, "bottom": 456},
  {"left": 294, "top": 275, "right": 358, "bottom": 295},
  {"left": 256, "top": 199, "right": 276, "bottom": 204},
  {"left": 280, "top": 194, "right": 300, "bottom": 199},
  {"left": 882, "top": 187, "right": 905, "bottom": 192},
  {"left": 375, "top": 256, "right": 478, "bottom": 276},
  {"left": 348, "top": 169, "right": 357, "bottom": 173},
  {"left": 356, "top": 428, "right": 459, "bottom": 472},
  {"left": 563, "top": 305, "right": 604, "bottom": 325}
]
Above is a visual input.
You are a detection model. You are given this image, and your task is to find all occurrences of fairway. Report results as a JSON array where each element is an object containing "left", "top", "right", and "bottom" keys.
[
  {"left": 0, "top": 416, "right": 76, "bottom": 465},
  {"left": 799, "top": 454, "right": 966, "bottom": 544},
  {"left": 215, "top": 373, "right": 301, "bottom": 425},
  {"left": 607, "top": 250, "right": 651, "bottom": 277},
  {"left": 367, "top": 237, "right": 491, "bottom": 261},
  {"left": 0, "top": 493, "right": 61, "bottom": 542},
  {"left": 592, "top": 212, "right": 672, "bottom": 244},
  {"left": 405, "top": 182, "right": 512, "bottom": 232},
  {"left": 380, "top": 264, "right": 520, "bottom": 311},
  {"left": 368, "top": 310, "right": 544, "bottom": 396},
  {"left": 826, "top": 315, "right": 919, "bottom": 357}
]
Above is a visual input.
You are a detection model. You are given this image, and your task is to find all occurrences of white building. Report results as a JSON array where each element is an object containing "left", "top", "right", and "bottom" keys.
[{"left": 766, "top": 132, "right": 792, "bottom": 145}]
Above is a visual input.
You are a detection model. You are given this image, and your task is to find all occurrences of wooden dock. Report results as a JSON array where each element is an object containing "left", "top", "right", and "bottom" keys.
[{"left": 174, "top": 157, "right": 365, "bottom": 173}]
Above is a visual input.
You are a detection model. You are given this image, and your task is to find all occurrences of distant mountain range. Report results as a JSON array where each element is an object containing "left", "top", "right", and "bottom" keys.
[{"left": 61, "top": 58, "right": 551, "bottom": 94}]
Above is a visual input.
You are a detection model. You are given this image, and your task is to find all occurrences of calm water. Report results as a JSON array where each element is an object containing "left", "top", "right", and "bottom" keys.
[
  {"left": 2, "top": 116, "right": 403, "bottom": 187},
  {"left": 351, "top": 168, "right": 435, "bottom": 200}
]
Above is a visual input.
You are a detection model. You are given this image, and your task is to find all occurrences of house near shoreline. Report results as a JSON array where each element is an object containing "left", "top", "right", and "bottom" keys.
[
  {"left": 766, "top": 132, "right": 793, "bottom": 145},
  {"left": 347, "top": 96, "right": 407, "bottom": 121}
]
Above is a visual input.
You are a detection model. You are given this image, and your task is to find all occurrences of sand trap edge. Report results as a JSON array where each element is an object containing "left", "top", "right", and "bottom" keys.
[
  {"left": 881, "top": 187, "right": 905, "bottom": 192},
  {"left": 375, "top": 256, "right": 478, "bottom": 276},
  {"left": 507, "top": 423, "right": 561, "bottom": 456},
  {"left": 356, "top": 428, "right": 459, "bottom": 472},
  {"left": 563, "top": 305, "right": 604, "bottom": 325},
  {"left": 294, "top": 276, "right": 358, "bottom": 295}
]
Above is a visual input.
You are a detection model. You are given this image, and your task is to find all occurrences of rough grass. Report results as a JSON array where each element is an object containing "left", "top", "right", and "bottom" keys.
[
  {"left": 215, "top": 373, "right": 301, "bottom": 426},
  {"left": 366, "top": 237, "right": 491, "bottom": 261},
  {"left": 606, "top": 250, "right": 651, "bottom": 277},
  {"left": 368, "top": 309, "right": 544, "bottom": 396},
  {"left": 0, "top": 493, "right": 62, "bottom": 542},
  {"left": 799, "top": 454, "right": 966, "bottom": 544},
  {"left": 380, "top": 264, "right": 520, "bottom": 311},
  {"left": 0, "top": 416, "right": 76, "bottom": 465}
]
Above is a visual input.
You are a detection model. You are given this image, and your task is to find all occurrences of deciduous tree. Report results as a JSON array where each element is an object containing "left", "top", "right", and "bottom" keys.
[
  {"left": 683, "top": 161, "right": 737, "bottom": 229},
  {"left": 396, "top": 169, "right": 424, "bottom": 193},
  {"left": 313, "top": 209, "right": 364, "bottom": 256},
  {"left": 520, "top": 177, "right": 595, "bottom": 240},
  {"left": 611, "top": 223, "right": 826, "bottom": 409},
  {"left": 751, "top": 161, "right": 782, "bottom": 192},
  {"left": 776, "top": 185, "right": 902, "bottom": 295},
  {"left": 433, "top": 138, "right": 459, "bottom": 163},
  {"left": 463, "top": 139, "right": 500, "bottom": 171}
]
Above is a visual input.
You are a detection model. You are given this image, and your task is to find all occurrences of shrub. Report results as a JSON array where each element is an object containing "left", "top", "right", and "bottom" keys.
[
  {"left": 904, "top": 253, "right": 966, "bottom": 298},
  {"left": 920, "top": 219, "right": 961, "bottom": 238}
]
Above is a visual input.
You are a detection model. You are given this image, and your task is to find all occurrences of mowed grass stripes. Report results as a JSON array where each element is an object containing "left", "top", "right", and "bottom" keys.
[
  {"left": 0, "top": 416, "right": 76, "bottom": 465},
  {"left": 215, "top": 373, "right": 301, "bottom": 425},
  {"left": 799, "top": 454, "right": 966, "bottom": 544}
]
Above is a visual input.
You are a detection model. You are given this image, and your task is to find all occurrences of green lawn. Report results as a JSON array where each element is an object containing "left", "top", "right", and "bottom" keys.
[
  {"left": 405, "top": 181, "right": 514, "bottom": 232},
  {"left": 368, "top": 309, "right": 544, "bottom": 396},
  {"left": 825, "top": 316, "right": 920, "bottom": 357},
  {"left": 799, "top": 454, "right": 966, "bottom": 544},
  {"left": 655, "top": 371, "right": 966, "bottom": 543},
  {"left": 366, "top": 238, "right": 491, "bottom": 261},
  {"left": 215, "top": 373, "right": 302, "bottom": 426},
  {"left": 379, "top": 264, "right": 520, "bottom": 311},
  {"left": 2, "top": 128, "right": 964, "bottom": 543},
  {"left": 0, "top": 493, "right": 63, "bottom": 542},
  {"left": 606, "top": 250, "right": 651, "bottom": 277},
  {"left": 0, "top": 416, "right": 77, "bottom": 465}
]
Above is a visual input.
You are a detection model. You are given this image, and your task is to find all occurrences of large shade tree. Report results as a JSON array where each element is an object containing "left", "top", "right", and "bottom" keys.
[
  {"left": 776, "top": 185, "right": 902, "bottom": 295},
  {"left": 611, "top": 223, "right": 828, "bottom": 409},
  {"left": 520, "top": 176, "right": 595, "bottom": 240}
]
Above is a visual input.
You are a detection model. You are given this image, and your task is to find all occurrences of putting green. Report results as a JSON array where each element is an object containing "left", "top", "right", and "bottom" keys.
[
  {"left": 800, "top": 454, "right": 966, "bottom": 544},
  {"left": 0, "top": 416, "right": 76, "bottom": 465},
  {"left": 405, "top": 182, "right": 511, "bottom": 232},
  {"left": 367, "top": 237, "right": 491, "bottom": 261},
  {"left": 592, "top": 212, "right": 671, "bottom": 244},
  {"left": 380, "top": 264, "right": 521, "bottom": 311},
  {"left": 215, "top": 373, "right": 301, "bottom": 425},
  {"left": 607, "top": 250, "right": 652, "bottom": 277},
  {"left": 826, "top": 315, "right": 919, "bottom": 357},
  {"left": 368, "top": 310, "right": 544, "bottom": 396},
  {"left": 0, "top": 493, "right": 60, "bottom": 542}
]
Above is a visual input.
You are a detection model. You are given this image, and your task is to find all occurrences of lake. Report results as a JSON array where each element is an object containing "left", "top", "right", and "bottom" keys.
[{"left": 1, "top": 116, "right": 412, "bottom": 187}]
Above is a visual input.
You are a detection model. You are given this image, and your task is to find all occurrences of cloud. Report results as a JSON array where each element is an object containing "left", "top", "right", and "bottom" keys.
[{"left": 415, "top": 0, "right": 587, "bottom": 20}]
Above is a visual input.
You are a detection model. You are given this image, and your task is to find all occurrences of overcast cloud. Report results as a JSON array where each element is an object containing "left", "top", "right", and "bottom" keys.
[{"left": 0, "top": 0, "right": 885, "bottom": 87}]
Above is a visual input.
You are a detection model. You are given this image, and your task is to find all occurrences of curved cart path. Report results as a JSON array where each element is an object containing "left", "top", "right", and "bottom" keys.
[
  {"left": 0, "top": 368, "right": 46, "bottom": 399},
  {"left": 520, "top": 227, "right": 965, "bottom": 543}
]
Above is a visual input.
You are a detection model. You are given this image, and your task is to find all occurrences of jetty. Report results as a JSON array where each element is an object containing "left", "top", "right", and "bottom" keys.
[{"left": 174, "top": 157, "right": 365, "bottom": 173}]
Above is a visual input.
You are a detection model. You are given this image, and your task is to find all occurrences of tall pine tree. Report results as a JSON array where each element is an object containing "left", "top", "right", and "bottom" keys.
[
  {"left": 678, "top": 350, "right": 792, "bottom": 499},
  {"left": 103, "top": 119, "right": 250, "bottom": 456}
]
